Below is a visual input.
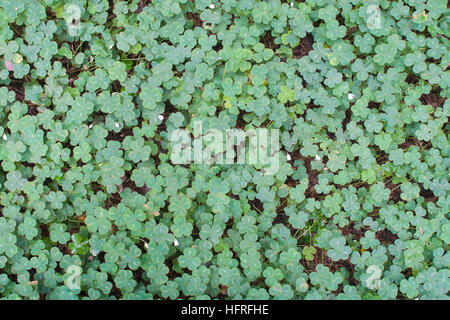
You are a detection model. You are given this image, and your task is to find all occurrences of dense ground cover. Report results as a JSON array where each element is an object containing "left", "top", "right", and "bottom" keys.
[{"left": 0, "top": 0, "right": 449, "bottom": 300}]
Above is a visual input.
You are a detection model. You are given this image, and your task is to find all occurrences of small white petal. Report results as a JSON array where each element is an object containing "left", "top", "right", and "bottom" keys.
[
  {"left": 109, "top": 44, "right": 114, "bottom": 49},
  {"left": 144, "top": 242, "right": 149, "bottom": 249},
  {"left": 286, "top": 154, "right": 291, "bottom": 161},
  {"left": 158, "top": 114, "right": 164, "bottom": 121},
  {"left": 290, "top": 2, "right": 294, "bottom": 7},
  {"left": 348, "top": 93, "right": 355, "bottom": 100},
  {"left": 324, "top": 167, "right": 328, "bottom": 171},
  {"left": 209, "top": 4, "right": 215, "bottom": 9},
  {"left": 115, "top": 122, "right": 119, "bottom": 128},
  {"left": 88, "top": 124, "right": 93, "bottom": 129},
  {"left": 315, "top": 154, "right": 321, "bottom": 161},
  {"left": 174, "top": 238, "right": 179, "bottom": 246},
  {"left": 2, "top": 134, "right": 7, "bottom": 141}
]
